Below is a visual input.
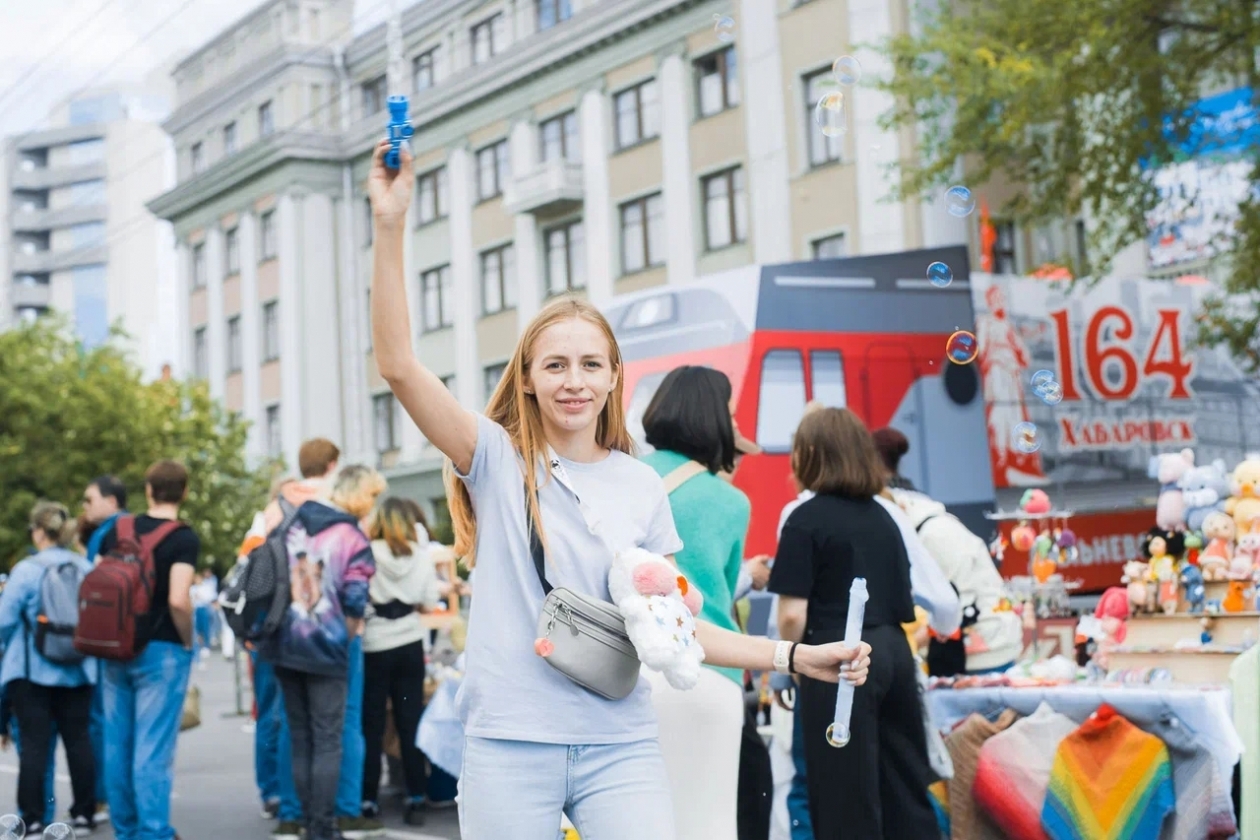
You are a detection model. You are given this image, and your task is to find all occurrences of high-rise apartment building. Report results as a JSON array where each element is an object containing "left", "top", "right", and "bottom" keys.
[
  {"left": 3, "top": 82, "right": 179, "bottom": 380},
  {"left": 149, "top": 0, "right": 970, "bottom": 512}
]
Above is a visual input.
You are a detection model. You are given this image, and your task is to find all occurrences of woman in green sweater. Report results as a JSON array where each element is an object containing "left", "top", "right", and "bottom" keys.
[{"left": 640, "top": 365, "right": 757, "bottom": 840}]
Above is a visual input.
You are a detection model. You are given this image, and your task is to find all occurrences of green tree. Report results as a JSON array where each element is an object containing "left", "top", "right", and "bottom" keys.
[
  {"left": 877, "top": 0, "right": 1260, "bottom": 361},
  {"left": 0, "top": 319, "right": 277, "bottom": 574}
]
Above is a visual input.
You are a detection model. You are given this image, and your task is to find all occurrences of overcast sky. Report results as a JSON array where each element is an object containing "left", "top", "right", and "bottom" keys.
[{"left": 0, "top": 0, "right": 391, "bottom": 135}]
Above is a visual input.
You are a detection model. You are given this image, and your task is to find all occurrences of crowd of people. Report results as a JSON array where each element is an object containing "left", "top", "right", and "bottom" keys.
[{"left": 0, "top": 137, "right": 1019, "bottom": 840}]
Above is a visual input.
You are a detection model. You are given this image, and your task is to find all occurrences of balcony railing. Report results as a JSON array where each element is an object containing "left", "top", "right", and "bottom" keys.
[{"left": 503, "top": 158, "right": 584, "bottom": 216}]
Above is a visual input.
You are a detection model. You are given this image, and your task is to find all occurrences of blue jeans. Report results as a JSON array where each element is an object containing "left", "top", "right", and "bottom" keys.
[
  {"left": 11, "top": 721, "right": 57, "bottom": 824},
  {"left": 457, "top": 736, "right": 675, "bottom": 840},
  {"left": 788, "top": 708, "right": 813, "bottom": 840},
  {"left": 102, "top": 642, "right": 193, "bottom": 840},
  {"left": 90, "top": 662, "right": 107, "bottom": 808},
  {"left": 193, "top": 607, "right": 212, "bottom": 659},
  {"left": 277, "top": 636, "right": 364, "bottom": 821},
  {"left": 251, "top": 652, "right": 284, "bottom": 805}
]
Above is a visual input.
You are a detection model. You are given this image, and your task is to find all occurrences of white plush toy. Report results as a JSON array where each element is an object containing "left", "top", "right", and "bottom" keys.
[{"left": 608, "top": 547, "right": 705, "bottom": 690}]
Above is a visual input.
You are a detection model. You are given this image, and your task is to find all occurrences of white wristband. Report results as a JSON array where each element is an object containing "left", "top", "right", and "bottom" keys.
[{"left": 773, "top": 640, "right": 792, "bottom": 674}]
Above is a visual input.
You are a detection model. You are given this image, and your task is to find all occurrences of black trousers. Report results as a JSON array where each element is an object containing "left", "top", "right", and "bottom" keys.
[
  {"left": 10, "top": 680, "right": 95, "bottom": 824},
  {"left": 275, "top": 667, "right": 347, "bottom": 840},
  {"left": 798, "top": 624, "right": 938, "bottom": 840},
  {"left": 736, "top": 705, "right": 773, "bottom": 840},
  {"left": 361, "top": 639, "right": 428, "bottom": 803}
]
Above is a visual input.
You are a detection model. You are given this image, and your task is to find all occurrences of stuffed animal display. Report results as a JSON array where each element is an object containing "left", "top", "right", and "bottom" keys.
[
  {"left": 1199, "top": 511, "right": 1235, "bottom": 581},
  {"left": 1226, "top": 455, "right": 1260, "bottom": 533},
  {"left": 1179, "top": 564, "right": 1206, "bottom": 615},
  {"left": 1179, "top": 459, "right": 1231, "bottom": 532},
  {"left": 1150, "top": 448, "right": 1194, "bottom": 531},
  {"left": 1122, "top": 560, "right": 1150, "bottom": 616},
  {"left": 608, "top": 548, "right": 705, "bottom": 690}
]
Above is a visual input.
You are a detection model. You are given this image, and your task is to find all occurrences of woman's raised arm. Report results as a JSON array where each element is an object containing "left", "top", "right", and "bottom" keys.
[{"left": 368, "top": 140, "right": 477, "bottom": 474}]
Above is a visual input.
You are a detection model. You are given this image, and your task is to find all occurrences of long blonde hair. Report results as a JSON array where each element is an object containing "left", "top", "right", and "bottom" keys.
[{"left": 445, "top": 297, "right": 632, "bottom": 565}]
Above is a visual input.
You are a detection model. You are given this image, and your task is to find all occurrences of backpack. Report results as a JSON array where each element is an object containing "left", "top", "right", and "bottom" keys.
[
  {"left": 30, "top": 554, "right": 88, "bottom": 665},
  {"left": 220, "top": 498, "right": 299, "bottom": 644},
  {"left": 74, "top": 515, "right": 182, "bottom": 661}
]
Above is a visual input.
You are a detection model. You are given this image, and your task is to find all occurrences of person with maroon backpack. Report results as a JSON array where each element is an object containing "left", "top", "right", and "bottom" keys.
[{"left": 86, "top": 460, "right": 198, "bottom": 840}]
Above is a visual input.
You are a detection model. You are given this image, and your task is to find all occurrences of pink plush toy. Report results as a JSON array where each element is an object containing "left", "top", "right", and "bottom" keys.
[
  {"left": 609, "top": 548, "right": 706, "bottom": 690},
  {"left": 1020, "top": 489, "right": 1052, "bottom": 515}
]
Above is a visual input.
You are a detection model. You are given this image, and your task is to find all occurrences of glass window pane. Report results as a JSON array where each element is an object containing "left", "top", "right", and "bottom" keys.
[
  {"left": 725, "top": 48, "right": 740, "bottom": 106},
  {"left": 564, "top": 112, "right": 580, "bottom": 162},
  {"left": 482, "top": 251, "right": 502, "bottom": 313},
  {"left": 69, "top": 222, "right": 106, "bottom": 248},
  {"left": 615, "top": 91, "right": 637, "bottom": 147},
  {"left": 541, "top": 120, "right": 562, "bottom": 162},
  {"left": 810, "top": 351, "right": 847, "bottom": 408},
  {"left": 646, "top": 194, "right": 664, "bottom": 265},
  {"left": 733, "top": 169, "right": 747, "bottom": 243},
  {"left": 418, "top": 175, "right": 436, "bottom": 222},
  {"left": 621, "top": 202, "right": 644, "bottom": 273},
  {"left": 699, "top": 72, "right": 722, "bottom": 117},
  {"left": 440, "top": 267, "right": 453, "bottom": 326},
  {"left": 570, "top": 222, "right": 585, "bottom": 289},
  {"left": 503, "top": 245, "right": 517, "bottom": 308},
  {"left": 497, "top": 142, "right": 510, "bottom": 182},
  {"left": 756, "top": 350, "right": 807, "bottom": 453},
  {"left": 641, "top": 81, "right": 659, "bottom": 137},
  {"left": 72, "top": 264, "right": 108, "bottom": 348},
  {"left": 705, "top": 176, "right": 730, "bottom": 249},
  {"left": 547, "top": 230, "right": 565, "bottom": 294}
]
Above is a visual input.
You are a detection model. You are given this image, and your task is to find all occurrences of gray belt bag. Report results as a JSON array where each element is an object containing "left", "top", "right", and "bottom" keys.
[{"left": 529, "top": 491, "right": 641, "bottom": 701}]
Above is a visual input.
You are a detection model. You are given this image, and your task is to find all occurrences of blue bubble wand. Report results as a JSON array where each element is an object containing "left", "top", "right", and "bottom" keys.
[
  {"left": 827, "top": 577, "right": 868, "bottom": 748},
  {"left": 384, "top": 95, "right": 414, "bottom": 170}
]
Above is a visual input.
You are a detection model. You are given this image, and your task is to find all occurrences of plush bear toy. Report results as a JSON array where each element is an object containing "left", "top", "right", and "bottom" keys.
[
  {"left": 1179, "top": 459, "right": 1231, "bottom": 532},
  {"left": 608, "top": 548, "right": 705, "bottom": 690},
  {"left": 1149, "top": 448, "right": 1194, "bottom": 532}
]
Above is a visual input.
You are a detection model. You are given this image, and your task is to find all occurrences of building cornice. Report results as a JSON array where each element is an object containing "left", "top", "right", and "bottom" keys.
[{"left": 172, "top": 0, "right": 289, "bottom": 77}]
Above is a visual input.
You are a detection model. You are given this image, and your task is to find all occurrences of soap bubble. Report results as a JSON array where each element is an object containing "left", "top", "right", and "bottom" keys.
[
  {"left": 43, "top": 824, "right": 73, "bottom": 840},
  {"left": 814, "top": 91, "right": 846, "bottom": 138},
  {"left": 832, "top": 55, "right": 861, "bottom": 86},
  {"left": 1036, "top": 380, "right": 1064, "bottom": 405},
  {"left": 0, "top": 815, "right": 24, "bottom": 840},
  {"left": 1030, "top": 369, "right": 1055, "bottom": 390},
  {"left": 927, "top": 261, "right": 953, "bottom": 288},
  {"left": 713, "top": 14, "right": 735, "bottom": 43},
  {"left": 946, "top": 330, "right": 979, "bottom": 365},
  {"left": 944, "top": 185, "right": 976, "bottom": 217},
  {"left": 1013, "top": 422, "right": 1042, "bottom": 454}
]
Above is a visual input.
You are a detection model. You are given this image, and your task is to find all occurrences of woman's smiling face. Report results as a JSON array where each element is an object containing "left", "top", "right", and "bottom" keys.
[{"left": 526, "top": 317, "right": 617, "bottom": 439}]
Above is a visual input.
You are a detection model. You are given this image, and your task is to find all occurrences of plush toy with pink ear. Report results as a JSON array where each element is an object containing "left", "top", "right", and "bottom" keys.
[{"left": 609, "top": 548, "right": 705, "bottom": 690}]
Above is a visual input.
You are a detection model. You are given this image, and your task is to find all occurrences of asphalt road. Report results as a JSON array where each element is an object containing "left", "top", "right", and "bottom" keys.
[{"left": 0, "top": 654, "right": 461, "bottom": 840}]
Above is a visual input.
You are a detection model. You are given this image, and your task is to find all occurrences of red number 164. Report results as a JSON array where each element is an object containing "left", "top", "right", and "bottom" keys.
[{"left": 1048, "top": 307, "right": 1194, "bottom": 401}]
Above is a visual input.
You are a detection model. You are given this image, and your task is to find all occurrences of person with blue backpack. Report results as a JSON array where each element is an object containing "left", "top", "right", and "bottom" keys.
[{"left": 0, "top": 501, "right": 97, "bottom": 835}]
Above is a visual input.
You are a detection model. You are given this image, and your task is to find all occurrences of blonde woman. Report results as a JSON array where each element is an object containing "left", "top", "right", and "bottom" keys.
[
  {"left": 368, "top": 140, "right": 871, "bottom": 840},
  {"left": 362, "top": 497, "right": 445, "bottom": 826}
]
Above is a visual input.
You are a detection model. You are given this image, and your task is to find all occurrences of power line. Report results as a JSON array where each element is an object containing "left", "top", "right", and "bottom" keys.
[{"left": 0, "top": 0, "right": 124, "bottom": 111}]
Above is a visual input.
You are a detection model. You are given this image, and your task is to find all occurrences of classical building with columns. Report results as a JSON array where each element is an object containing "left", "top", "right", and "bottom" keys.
[{"left": 149, "top": 0, "right": 969, "bottom": 519}]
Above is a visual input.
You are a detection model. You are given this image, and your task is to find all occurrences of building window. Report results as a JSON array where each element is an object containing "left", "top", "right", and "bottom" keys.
[
  {"left": 536, "top": 0, "right": 573, "bottom": 31},
  {"left": 695, "top": 47, "right": 740, "bottom": 118},
  {"left": 224, "top": 122, "right": 237, "bottom": 155},
  {"left": 992, "top": 221, "right": 1017, "bottom": 274},
  {"left": 262, "top": 301, "right": 280, "bottom": 361},
  {"left": 812, "top": 233, "right": 847, "bottom": 259},
  {"left": 68, "top": 180, "right": 106, "bottom": 206},
  {"left": 361, "top": 75, "right": 387, "bottom": 119},
  {"left": 66, "top": 138, "right": 105, "bottom": 164},
  {"left": 225, "top": 228, "right": 240, "bottom": 274},
  {"left": 227, "top": 316, "right": 242, "bottom": 373},
  {"left": 483, "top": 363, "right": 507, "bottom": 402},
  {"left": 260, "top": 212, "right": 277, "bottom": 260},
  {"left": 413, "top": 47, "right": 438, "bottom": 93},
  {"left": 540, "top": 111, "right": 579, "bottom": 163},
  {"left": 614, "top": 80, "right": 659, "bottom": 149},
  {"left": 481, "top": 244, "right": 516, "bottom": 315},
  {"left": 702, "top": 167, "right": 747, "bottom": 250},
  {"left": 258, "top": 101, "right": 274, "bottom": 137},
  {"left": 191, "top": 142, "right": 205, "bottom": 174},
  {"left": 192, "top": 243, "right": 207, "bottom": 288},
  {"left": 476, "top": 140, "right": 510, "bottom": 201},
  {"left": 193, "top": 327, "right": 208, "bottom": 379},
  {"left": 265, "top": 405, "right": 282, "bottom": 457},
  {"left": 545, "top": 220, "right": 585, "bottom": 295},
  {"left": 470, "top": 14, "right": 503, "bottom": 65},
  {"left": 416, "top": 167, "right": 448, "bottom": 225},
  {"left": 804, "top": 69, "right": 842, "bottom": 166},
  {"left": 373, "top": 393, "right": 399, "bottom": 454},
  {"left": 68, "top": 222, "right": 105, "bottom": 248},
  {"left": 620, "top": 193, "right": 664, "bottom": 274},
  {"left": 420, "top": 265, "right": 453, "bottom": 331}
]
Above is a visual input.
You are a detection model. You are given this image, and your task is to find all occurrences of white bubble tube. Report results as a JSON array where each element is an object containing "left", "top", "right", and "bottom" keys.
[{"left": 827, "top": 577, "right": 868, "bottom": 748}]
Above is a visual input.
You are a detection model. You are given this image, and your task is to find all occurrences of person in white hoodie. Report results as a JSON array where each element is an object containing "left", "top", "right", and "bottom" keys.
[
  {"left": 890, "top": 488, "right": 1022, "bottom": 674},
  {"left": 361, "top": 496, "right": 448, "bottom": 827}
]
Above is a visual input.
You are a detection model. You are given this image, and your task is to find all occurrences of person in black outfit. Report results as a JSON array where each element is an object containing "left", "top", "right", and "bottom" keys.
[{"left": 769, "top": 408, "right": 938, "bottom": 839}]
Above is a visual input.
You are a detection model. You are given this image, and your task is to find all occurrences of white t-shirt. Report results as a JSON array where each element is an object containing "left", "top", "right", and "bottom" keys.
[{"left": 455, "top": 414, "right": 684, "bottom": 745}]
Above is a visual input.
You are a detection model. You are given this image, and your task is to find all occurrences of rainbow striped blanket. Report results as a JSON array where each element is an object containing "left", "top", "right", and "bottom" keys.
[{"left": 1041, "top": 704, "right": 1173, "bottom": 840}]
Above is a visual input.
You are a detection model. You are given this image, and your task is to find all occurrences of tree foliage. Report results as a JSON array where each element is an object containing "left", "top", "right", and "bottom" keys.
[
  {"left": 877, "top": 0, "right": 1260, "bottom": 362},
  {"left": 0, "top": 319, "right": 277, "bottom": 574}
]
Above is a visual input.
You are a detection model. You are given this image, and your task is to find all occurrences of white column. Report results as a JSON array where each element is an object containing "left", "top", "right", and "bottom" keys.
[
  {"left": 238, "top": 211, "right": 263, "bottom": 460},
  {"left": 448, "top": 147, "right": 479, "bottom": 409},
  {"left": 738, "top": 0, "right": 792, "bottom": 264},
  {"left": 277, "top": 193, "right": 303, "bottom": 464},
  {"left": 919, "top": 158, "right": 968, "bottom": 247},
  {"left": 510, "top": 120, "right": 541, "bottom": 330},
  {"left": 174, "top": 241, "right": 191, "bottom": 378},
  {"left": 338, "top": 165, "right": 369, "bottom": 462},
  {"left": 579, "top": 89, "right": 614, "bottom": 307},
  {"left": 659, "top": 54, "right": 696, "bottom": 286},
  {"left": 205, "top": 226, "right": 226, "bottom": 400},
  {"left": 848, "top": 0, "right": 906, "bottom": 254}
]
